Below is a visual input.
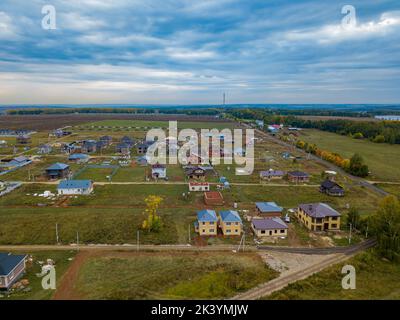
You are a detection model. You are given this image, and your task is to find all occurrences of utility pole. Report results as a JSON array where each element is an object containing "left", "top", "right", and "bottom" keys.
[
  {"left": 365, "top": 223, "right": 369, "bottom": 239},
  {"left": 56, "top": 223, "right": 59, "bottom": 244},
  {"left": 188, "top": 224, "right": 191, "bottom": 243},
  {"left": 349, "top": 223, "right": 352, "bottom": 245},
  {"left": 137, "top": 230, "right": 140, "bottom": 252},
  {"left": 77, "top": 231, "right": 80, "bottom": 251}
]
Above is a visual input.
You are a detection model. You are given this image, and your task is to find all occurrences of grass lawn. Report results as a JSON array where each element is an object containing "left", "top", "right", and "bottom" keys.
[
  {"left": 2, "top": 250, "right": 76, "bottom": 300},
  {"left": 264, "top": 250, "right": 400, "bottom": 300},
  {"left": 299, "top": 129, "right": 400, "bottom": 182},
  {"left": 375, "top": 183, "right": 400, "bottom": 198},
  {"left": 75, "top": 252, "right": 278, "bottom": 299}
]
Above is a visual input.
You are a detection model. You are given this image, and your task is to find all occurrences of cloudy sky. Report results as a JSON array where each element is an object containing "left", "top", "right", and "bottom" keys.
[{"left": 0, "top": 0, "right": 399, "bottom": 104}]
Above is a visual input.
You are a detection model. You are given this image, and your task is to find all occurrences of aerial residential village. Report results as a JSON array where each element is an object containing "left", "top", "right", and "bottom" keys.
[{"left": 0, "top": 114, "right": 391, "bottom": 299}]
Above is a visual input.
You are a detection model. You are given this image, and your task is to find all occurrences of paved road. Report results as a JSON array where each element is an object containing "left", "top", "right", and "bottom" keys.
[
  {"left": 258, "top": 238, "right": 377, "bottom": 255},
  {"left": 249, "top": 125, "right": 388, "bottom": 197},
  {"left": 0, "top": 244, "right": 257, "bottom": 252},
  {"left": 231, "top": 239, "right": 376, "bottom": 300}
]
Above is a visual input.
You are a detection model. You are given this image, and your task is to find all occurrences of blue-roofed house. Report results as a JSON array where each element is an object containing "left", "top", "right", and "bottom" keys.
[
  {"left": 219, "top": 210, "right": 242, "bottom": 236},
  {"left": 68, "top": 153, "right": 89, "bottom": 163},
  {"left": 195, "top": 209, "right": 218, "bottom": 236},
  {"left": 45, "top": 163, "right": 70, "bottom": 180},
  {"left": 251, "top": 218, "right": 288, "bottom": 238},
  {"left": 57, "top": 180, "right": 93, "bottom": 195},
  {"left": 255, "top": 202, "right": 283, "bottom": 218},
  {"left": 0, "top": 253, "right": 27, "bottom": 290}
]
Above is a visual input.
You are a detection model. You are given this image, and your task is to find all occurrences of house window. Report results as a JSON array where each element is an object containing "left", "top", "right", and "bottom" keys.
[
  {"left": 226, "top": 229, "right": 231, "bottom": 233},
  {"left": 269, "top": 231, "right": 272, "bottom": 235},
  {"left": 210, "top": 221, "right": 215, "bottom": 225},
  {"left": 280, "top": 229, "right": 285, "bottom": 233},
  {"left": 235, "top": 229, "right": 238, "bottom": 233},
  {"left": 210, "top": 229, "right": 215, "bottom": 233},
  {"left": 202, "top": 222, "right": 206, "bottom": 225},
  {"left": 226, "top": 222, "right": 231, "bottom": 226},
  {"left": 261, "top": 230, "right": 265, "bottom": 234},
  {"left": 274, "top": 230, "right": 277, "bottom": 233},
  {"left": 202, "top": 229, "right": 206, "bottom": 233},
  {"left": 331, "top": 217, "right": 338, "bottom": 221},
  {"left": 332, "top": 224, "right": 337, "bottom": 228}
]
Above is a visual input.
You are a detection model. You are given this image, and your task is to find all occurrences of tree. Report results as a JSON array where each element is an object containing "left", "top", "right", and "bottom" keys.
[
  {"left": 347, "top": 153, "right": 369, "bottom": 177},
  {"left": 371, "top": 196, "right": 400, "bottom": 261},
  {"left": 347, "top": 207, "right": 360, "bottom": 229},
  {"left": 142, "top": 195, "right": 163, "bottom": 232},
  {"left": 353, "top": 132, "right": 364, "bottom": 139}
]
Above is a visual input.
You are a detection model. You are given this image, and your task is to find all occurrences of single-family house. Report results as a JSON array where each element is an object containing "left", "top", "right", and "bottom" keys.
[
  {"left": 68, "top": 153, "right": 89, "bottom": 163},
  {"left": 288, "top": 171, "right": 310, "bottom": 183},
  {"left": 121, "top": 136, "right": 134, "bottom": 147},
  {"left": 16, "top": 135, "right": 31, "bottom": 145},
  {"left": 189, "top": 182, "right": 210, "bottom": 192},
  {"left": 255, "top": 202, "right": 283, "bottom": 218},
  {"left": 194, "top": 209, "right": 218, "bottom": 236},
  {"left": 151, "top": 164, "right": 167, "bottom": 179},
  {"left": 116, "top": 143, "right": 131, "bottom": 154},
  {"left": 100, "top": 135, "right": 113, "bottom": 145},
  {"left": 259, "top": 169, "right": 285, "bottom": 181},
  {"left": 38, "top": 144, "right": 52, "bottom": 154},
  {"left": 185, "top": 166, "right": 206, "bottom": 180},
  {"left": 296, "top": 203, "right": 341, "bottom": 231},
  {"left": 204, "top": 191, "right": 224, "bottom": 206},
  {"left": 136, "top": 141, "right": 154, "bottom": 154},
  {"left": 0, "top": 253, "right": 27, "bottom": 290},
  {"left": 82, "top": 140, "right": 97, "bottom": 153},
  {"left": 57, "top": 180, "right": 94, "bottom": 195},
  {"left": 136, "top": 156, "right": 148, "bottom": 166},
  {"left": 251, "top": 218, "right": 288, "bottom": 238},
  {"left": 320, "top": 179, "right": 345, "bottom": 197},
  {"left": 45, "top": 163, "right": 70, "bottom": 180},
  {"left": 219, "top": 210, "right": 242, "bottom": 236}
]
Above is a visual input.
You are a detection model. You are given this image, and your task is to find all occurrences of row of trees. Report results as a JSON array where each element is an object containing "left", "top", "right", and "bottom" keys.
[
  {"left": 226, "top": 108, "right": 400, "bottom": 145},
  {"left": 295, "top": 140, "right": 369, "bottom": 177}
]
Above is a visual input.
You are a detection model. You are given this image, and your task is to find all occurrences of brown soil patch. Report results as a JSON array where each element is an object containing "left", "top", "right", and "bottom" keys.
[{"left": 52, "top": 250, "right": 93, "bottom": 300}]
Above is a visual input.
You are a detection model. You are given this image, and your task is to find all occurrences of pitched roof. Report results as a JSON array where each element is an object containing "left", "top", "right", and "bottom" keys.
[
  {"left": 252, "top": 217, "right": 288, "bottom": 230},
  {"left": 260, "top": 170, "right": 285, "bottom": 177},
  {"left": 256, "top": 202, "right": 283, "bottom": 213},
  {"left": 14, "top": 156, "right": 29, "bottom": 163},
  {"left": 58, "top": 180, "right": 92, "bottom": 190},
  {"left": 321, "top": 179, "right": 343, "bottom": 190},
  {"left": 0, "top": 253, "right": 26, "bottom": 276},
  {"left": 220, "top": 210, "right": 242, "bottom": 223},
  {"left": 46, "top": 163, "right": 69, "bottom": 171},
  {"left": 299, "top": 203, "right": 341, "bottom": 218},
  {"left": 197, "top": 209, "right": 217, "bottom": 222},
  {"left": 69, "top": 153, "right": 89, "bottom": 159},
  {"left": 288, "top": 171, "right": 309, "bottom": 177}
]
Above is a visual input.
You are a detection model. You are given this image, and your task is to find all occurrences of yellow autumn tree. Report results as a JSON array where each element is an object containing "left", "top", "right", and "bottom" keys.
[{"left": 142, "top": 195, "right": 163, "bottom": 232}]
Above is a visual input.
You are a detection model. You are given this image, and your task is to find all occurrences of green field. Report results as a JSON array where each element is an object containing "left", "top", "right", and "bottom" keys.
[
  {"left": 300, "top": 129, "right": 400, "bottom": 182},
  {"left": 75, "top": 252, "right": 278, "bottom": 299},
  {"left": 0, "top": 182, "right": 381, "bottom": 245},
  {"left": 77, "top": 120, "right": 237, "bottom": 130},
  {"left": 264, "top": 251, "right": 400, "bottom": 300},
  {"left": 3, "top": 250, "right": 76, "bottom": 300}
]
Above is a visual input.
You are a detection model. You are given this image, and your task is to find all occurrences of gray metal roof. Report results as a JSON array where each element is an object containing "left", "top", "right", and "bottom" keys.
[
  {"left": 299, "top": 203, "right": 341, "bottom": 218},
  {"left": 252, "top": 218, "right": 288, "bottom": 230}
]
